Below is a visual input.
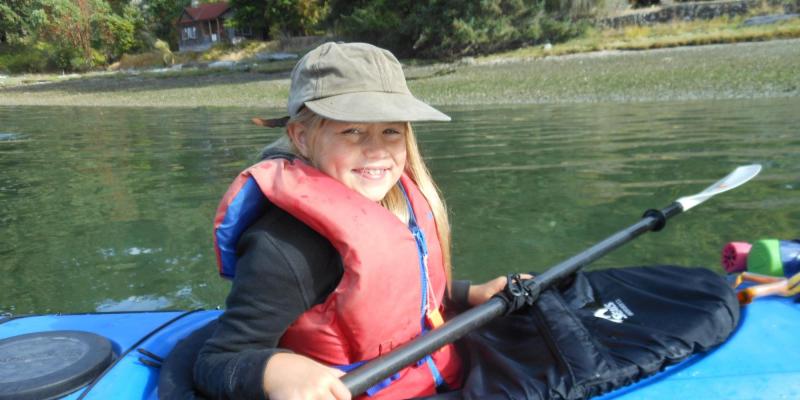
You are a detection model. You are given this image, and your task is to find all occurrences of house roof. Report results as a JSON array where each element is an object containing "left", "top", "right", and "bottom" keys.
[{"left": 179, "top": 2, "right": 230, "bottom": 23}]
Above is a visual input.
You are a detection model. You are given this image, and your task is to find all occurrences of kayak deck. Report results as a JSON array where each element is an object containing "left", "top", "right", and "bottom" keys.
[
  {"left": 0, "top": 309, "right": 221, "bottom": 400},
  {"left": 598, "top": 296, "right": 800, "bottom": 399},
  {"left": 1, "top": 297, "right": 798, "bottom": 399}
]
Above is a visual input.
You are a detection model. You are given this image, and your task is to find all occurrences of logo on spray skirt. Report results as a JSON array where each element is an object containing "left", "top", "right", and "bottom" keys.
[{"left": 594, "top": 299, "right": 634, "bottom": 323}]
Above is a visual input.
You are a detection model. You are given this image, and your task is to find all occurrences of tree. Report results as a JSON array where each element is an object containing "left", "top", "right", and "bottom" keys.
[
  {"left": 265, "top": 0, "right": 328, "bottom": 37},
  {"left": 1, "top": 0, "right": 150, "bottom": 71},
  {"left": 0, "top": 0, "right": 45, "bottom": 45},
  {"left": 93, "top": 3, "right": 149, "bottom": 60},
  {"left": 327, "top": 0, "right": 599, "bottom": 59},
  {"left": 30, "top": 0, "right": 95, "bottom": 69},
  {"left": 326, "top": 0, "right": 414, "bottom": 55},
  {"left": 229, "top": 0, "right": 328, "bottom": 40},
  {"left": 228, "top": 0, "right": 268, "bottom": 38},
  {"left": 141, "top": 0, "right": 191, "bottom": 49}
]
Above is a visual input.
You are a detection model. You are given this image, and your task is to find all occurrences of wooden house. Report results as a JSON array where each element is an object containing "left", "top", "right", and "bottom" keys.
[{"left": 177, "top": 1, "right": 253, "bottom": 52}]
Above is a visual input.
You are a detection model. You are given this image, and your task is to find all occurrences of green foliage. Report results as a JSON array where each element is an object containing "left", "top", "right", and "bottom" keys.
[
  {"left": 230, "top": 0, "right": 328, "bottom": 39},
  {"left": 0, "top": 39, "right": 101, "bottom": 73},
  {"left": 544, "top": 0, "right": 604, "bottom": 19},
  {"left": 142, "top": 0, "right": 191, "bottom": 50},
  {"left": 328, "top": 0, "right": 598, "bottom": 59},
  {"left": 0, "top": 1, "right": 35, "bottom": 44},
  {"left": 228, "top": 0, "right": 268, "bottom": 36},
  {"left": 93, "top": 4, "right": 148, "bottom": 60},
  {"left": 104, "top": 14, "right": 138, "bottom": 57},
  {"left": 31, "top": 0, "right": 91, "bottom": 70},
  {"left": 330, "top": 0, "right": 408, "bottom": 52},
  {"left": 0, "top": 0, "right": 155, "bottom": 72},
  {"left": 0, "top": 43, "right": 49, "bottom": 73},
  {"left": 154, "top": 38, "right": 173, "bottom": 56}
]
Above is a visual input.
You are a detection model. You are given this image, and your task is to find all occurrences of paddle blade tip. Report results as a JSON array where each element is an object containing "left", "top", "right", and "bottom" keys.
[{"left": 676, "top": 164, "right": 763, "bottom": 211}]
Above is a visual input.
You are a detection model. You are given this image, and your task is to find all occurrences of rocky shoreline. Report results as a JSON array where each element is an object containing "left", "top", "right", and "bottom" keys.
[{"left": 601, "top": 0, "right": 799, "bottom": 28}]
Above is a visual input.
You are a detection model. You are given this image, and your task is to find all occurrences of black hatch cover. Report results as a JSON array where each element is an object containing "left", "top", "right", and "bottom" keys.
[{"left": 0, "top": 330, "right": 114, "bottom": 400}]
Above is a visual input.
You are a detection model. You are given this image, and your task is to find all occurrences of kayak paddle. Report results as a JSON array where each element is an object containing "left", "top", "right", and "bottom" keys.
[{"left": 342, "top": 164, "right": 762, "bottom": 396}]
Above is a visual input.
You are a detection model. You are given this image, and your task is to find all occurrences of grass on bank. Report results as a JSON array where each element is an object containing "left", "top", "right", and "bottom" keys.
[{"left": 484, "top": 10, "right": 800, "bottom": 60}]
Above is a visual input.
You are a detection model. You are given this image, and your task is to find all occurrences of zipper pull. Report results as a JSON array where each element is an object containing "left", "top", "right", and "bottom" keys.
[{"left": 425, "top": 306, "right": 444, "bottom": 329}]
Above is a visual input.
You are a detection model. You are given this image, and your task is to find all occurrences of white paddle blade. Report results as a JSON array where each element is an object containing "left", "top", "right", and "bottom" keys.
[{"left": 676, "top": 164, "right": 762, "bottom": 212}]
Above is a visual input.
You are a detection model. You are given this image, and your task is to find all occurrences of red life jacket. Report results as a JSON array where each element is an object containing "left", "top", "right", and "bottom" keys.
[{"left": 214, "top": 158, "right": 462, "bottom": 399}]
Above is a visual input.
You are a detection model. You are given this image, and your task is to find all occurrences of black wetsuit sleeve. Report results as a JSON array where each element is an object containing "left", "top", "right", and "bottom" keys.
[
  {"left": 193, "top": 208, "right": 342, "bottom": 400},
  {"left": 448, "top": 279, "right": 471, "bottom": 312}
]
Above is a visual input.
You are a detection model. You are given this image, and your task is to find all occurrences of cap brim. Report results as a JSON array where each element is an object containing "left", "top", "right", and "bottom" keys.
[{"left": 304, "top": 92, "right": 450, "bottom": 123}]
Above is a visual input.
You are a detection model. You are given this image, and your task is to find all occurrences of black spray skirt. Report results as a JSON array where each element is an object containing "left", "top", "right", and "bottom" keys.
[
  {"left": 160, "top": 265, "right": 740, "bottom": 400},
  {"left": 430, "top": 265, "right": 740, "bottom": 400}
]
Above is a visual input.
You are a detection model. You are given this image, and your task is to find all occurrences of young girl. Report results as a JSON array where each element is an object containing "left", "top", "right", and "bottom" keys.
[{"left": 197, "top": 42, "right": 511, "bottom": 400}]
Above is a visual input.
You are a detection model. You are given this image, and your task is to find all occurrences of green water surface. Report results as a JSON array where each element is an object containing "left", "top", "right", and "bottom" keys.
[{"left": 1, "top": 99, "right": 798, "bottom": 314}]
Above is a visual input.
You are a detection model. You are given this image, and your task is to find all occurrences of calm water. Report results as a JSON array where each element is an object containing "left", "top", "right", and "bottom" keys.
[{"left": 1, "top": 99, "right": 798, "bottom": 314}]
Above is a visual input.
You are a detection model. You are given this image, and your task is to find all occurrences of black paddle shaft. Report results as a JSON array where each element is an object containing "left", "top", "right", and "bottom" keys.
[{"left": 342, "top": 202, "right": 683, "bottom": 396}]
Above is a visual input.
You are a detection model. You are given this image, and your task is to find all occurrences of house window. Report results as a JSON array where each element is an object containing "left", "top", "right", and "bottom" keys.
[{"left": 182, "top": 26, "right": 197, "bottom": 40}]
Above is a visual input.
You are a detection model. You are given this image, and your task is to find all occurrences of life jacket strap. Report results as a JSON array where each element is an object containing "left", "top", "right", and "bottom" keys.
[
  {"left": 402, "top": 182, "right": 448, "bottom": 391},
  {"left": 334, "top": 182, "right": 448, "bottom": 396},
  {"left": 424, "top": 354, "right": 446, "bottom": 389}
]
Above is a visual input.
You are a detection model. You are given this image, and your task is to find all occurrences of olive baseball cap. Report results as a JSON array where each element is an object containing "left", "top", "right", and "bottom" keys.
[{"left": 288, "top": 42, "right": 450, "bottom": 123}]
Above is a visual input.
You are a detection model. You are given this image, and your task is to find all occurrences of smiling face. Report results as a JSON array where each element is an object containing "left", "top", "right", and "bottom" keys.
[{"left": 288, "top": 119, "right": 408, "bottom": 202}]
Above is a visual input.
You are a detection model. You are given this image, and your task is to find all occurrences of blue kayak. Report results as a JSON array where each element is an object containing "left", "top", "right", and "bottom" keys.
[
  {"left": 597, "top": 295, "right": 800, "bottom": 400},
  {"left": 0, "top": 310, "right": 221, "bottom": 400},
  {"left": 1, "top": 296, "right": 798, "bottom": 399}
]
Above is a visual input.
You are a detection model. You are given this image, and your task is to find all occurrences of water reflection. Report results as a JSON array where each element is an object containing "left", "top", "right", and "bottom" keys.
[
  {"left": 0, "top": 99, "right": 798, "bottom": 314},
  {"left": 0, "top": 133, "right": 23, "bottom": 141},
  {"left": 96, "top": 295, "right": 174, "bottom": 312}
]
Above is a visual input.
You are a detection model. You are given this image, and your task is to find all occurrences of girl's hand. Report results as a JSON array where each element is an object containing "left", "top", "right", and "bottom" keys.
[
  {"left": 263, "top": 353, "right": 351, "bottom": 400},
  {"left": 468, "top": 274, "right": 534, "bottom": 306}
]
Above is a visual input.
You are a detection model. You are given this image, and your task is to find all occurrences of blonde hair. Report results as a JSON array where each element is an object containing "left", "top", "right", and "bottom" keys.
[{"left": 275, "top": 108, "right": 453, "bottom": 285}]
